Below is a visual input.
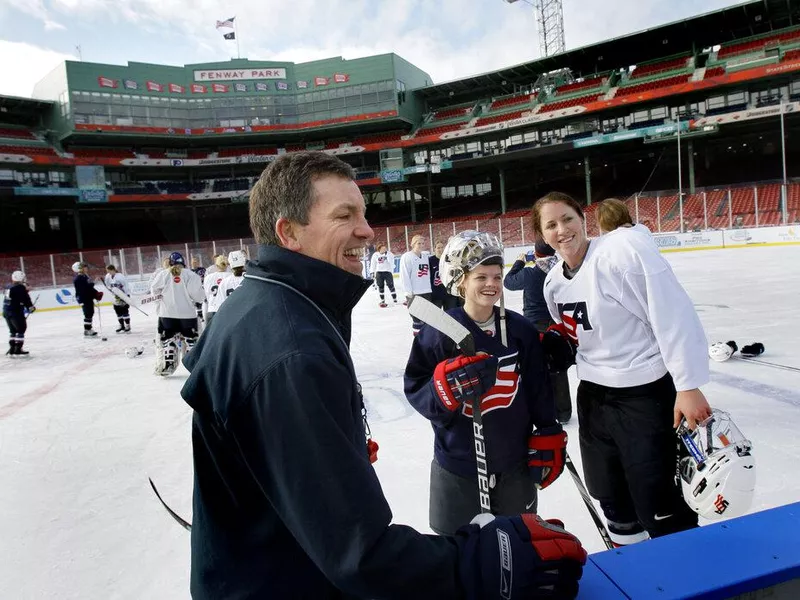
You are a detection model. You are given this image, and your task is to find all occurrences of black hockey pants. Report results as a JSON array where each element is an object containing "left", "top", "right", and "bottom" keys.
[{"left": 577, "top": 373, "right": 698, "bottom": 539}]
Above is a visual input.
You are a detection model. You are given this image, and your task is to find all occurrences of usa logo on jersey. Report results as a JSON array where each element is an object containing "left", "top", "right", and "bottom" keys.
[
  {"left": 417, "top": 264, "right": 429, "bottom": 278},
  {"left": 556, "top": 301, "right": 593, "bottom": 342},
  {"left": 462, "top": 351, "right": 520, "bottom": 416}
]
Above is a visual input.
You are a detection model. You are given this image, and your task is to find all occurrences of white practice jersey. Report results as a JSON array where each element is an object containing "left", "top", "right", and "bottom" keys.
[
  {"left": 150, "top": 267, "right": 205, "bottom": 319},
  {"left": 204, "top": 272, "right": 230, "bottom": 314},
  {"left": 399, "top": 251, "right": 432, "bottom": 296},
  {"left": 370, "top": 251, "right": 395, "bottom": 274},
  {"left": 543, "top": 225, "right": 709, "bottom": 391},
  {"left": 104, "top": 273, "right": 130, "bottom": 305},
  {"left": 217, "top": 272, "right": 244, "bottom": 303}
]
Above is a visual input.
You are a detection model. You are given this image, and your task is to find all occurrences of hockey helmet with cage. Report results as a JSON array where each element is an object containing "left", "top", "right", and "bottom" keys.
[
  {"left": 440, "top": 230, "right": 504, "bottom": 297},
  {"left": 11, "top": 270, "right": 26, "bottom": 283},
  {"left": 678, "top": 409, "right": 755, "bottom": 521},
  {"left": 168, "top": 252, "right": 185, "bottom": 267},
  {"left": 228, "top": 250, "right": 246, "bottom": 269}
]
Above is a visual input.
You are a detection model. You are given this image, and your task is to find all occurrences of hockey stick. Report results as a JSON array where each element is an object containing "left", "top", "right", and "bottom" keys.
[
  {"left": 24, "top": 294, "right": 40, "bottom": 320},
  {"left": 409, "top": 295, "right": 614, "bottom": 548},
  {"left": 148, "top": 477, "right": 192, "bottom": 531},
  {"left": 738, "top": 356, "right": 800, "bottom": 374},
  {"left": 407, "top": 296, "right": 492, "bottom": 514},
  {"left": 98, "top": 279, "right": 150, "bottom": 317}
]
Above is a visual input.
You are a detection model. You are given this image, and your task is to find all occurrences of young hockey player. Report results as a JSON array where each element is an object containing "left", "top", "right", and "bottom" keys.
[
  {"left": 150, "top": 252, "right": 205, "bottom": 376},
  {"left": 532, "top": 191, "right": 712, "bottom": 546},
  {"left": 404, "top": 230, "right": 566, "bottom": 536},
  {"left": 214, "top": 250, "right": 246, "bottom": 309},
  {"left": 503, "top": 238, "right": 572, "bottom": 423},
  {"left": 72, "top": 262, "right": 102, "bottom": 337},
  {"left": 3, "top": 270, "right": 34, "bottom": 356},
  {"left": 399, "top": 234, "right": 432, "bottom": 334},
  {"left": 202, "top": 254, "right": 231, "bottom": 329},
  {"left": 368, "top": 242, "right": 396, "bottom": 307},
  {"left": 104, "top": 265, "right": 131, "bottom": 333}
]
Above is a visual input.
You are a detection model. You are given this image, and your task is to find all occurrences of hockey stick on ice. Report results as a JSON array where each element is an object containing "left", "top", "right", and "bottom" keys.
[
  {"left": 98, "top": 279, "right": 151, "bottom": 317},
  {"left": 737, "top": 355, "right": 800, "bottom": 374},
  {"left": 409, "top": 295, "right": 614, "bottom": 548},
  {"left": 407, "top": 295, "right": 492, "bottom": 514},
  {"left": 148, "top": 477, "right": 192, "bottom": 531}
]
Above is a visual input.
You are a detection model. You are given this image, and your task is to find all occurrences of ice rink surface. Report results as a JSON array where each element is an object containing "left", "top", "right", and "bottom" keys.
[{"left": 2, "top": 245, "right": 799, "bottom": 599}]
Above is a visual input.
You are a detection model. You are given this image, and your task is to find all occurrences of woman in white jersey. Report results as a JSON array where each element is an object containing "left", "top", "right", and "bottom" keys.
[
  {"left": 399, "top": 234, "right": 433, "bottom": 335},
  {"left": 532, "top": 191, "right": 712, "bottom": 546},
  {"left": 369, "top": 242, "right": 397, "bottom": 307}
]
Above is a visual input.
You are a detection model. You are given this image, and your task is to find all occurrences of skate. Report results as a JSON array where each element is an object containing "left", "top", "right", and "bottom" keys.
[
  {"left": 84, "top": 329, "right": 98, "bottom": 337},
  {"left": 15, "top": 343, "right": 30, "bottom": 357},
  {"left": 124, "top": 325, "right": 131, "bottom": 334},
  {"left": 379, "top": 302, "right": 387, "bottom": 308},
  {"left": 115, "top": 325, "right": 126, "bottom": 333}
]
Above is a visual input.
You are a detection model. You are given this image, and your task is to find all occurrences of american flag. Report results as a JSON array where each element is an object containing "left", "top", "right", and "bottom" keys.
[{"left": 216, "top": 17, "right": 235, "bottom": 29}]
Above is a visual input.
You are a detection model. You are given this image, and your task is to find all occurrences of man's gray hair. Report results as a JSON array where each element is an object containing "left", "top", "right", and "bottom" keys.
[{"left": 249, "top": 151, "right": 356, "bottom": 245}]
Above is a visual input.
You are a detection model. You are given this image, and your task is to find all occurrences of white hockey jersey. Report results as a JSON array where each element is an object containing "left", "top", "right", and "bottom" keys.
[
  {"left": 204, "top": 272, "right": 230, "bottom": 314},
  {"left": 370, "top": 251, "right": 395, "bottom": 274},
  {"left": 544, "top": 225, "right": 709, "bottom": 391},
  {"left": 216, "top": 273, "right": 244, "bottom": 304},
  {"left": 150, "top": 267, "right": 205, "bottom": 319},
  {"left": 399, "top": 251, "right": 432, "bottom": 297},
  {"left": 104, "top": 272, "right": 130, "bottom": 305}
]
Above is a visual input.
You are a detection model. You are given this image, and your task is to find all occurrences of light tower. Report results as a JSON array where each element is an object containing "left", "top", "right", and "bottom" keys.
[{"left": 504, "top": 0, "right": 567, "bottom": 58}]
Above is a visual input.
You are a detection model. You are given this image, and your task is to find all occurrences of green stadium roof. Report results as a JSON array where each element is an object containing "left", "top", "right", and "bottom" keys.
[{"left": 417, "top": 0, "right": 800, "bottom": 106}]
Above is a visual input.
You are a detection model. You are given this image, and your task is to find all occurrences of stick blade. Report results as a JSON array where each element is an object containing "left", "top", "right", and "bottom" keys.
[{"left": 407, "top": 295, "right": 475, "bottom": 356}]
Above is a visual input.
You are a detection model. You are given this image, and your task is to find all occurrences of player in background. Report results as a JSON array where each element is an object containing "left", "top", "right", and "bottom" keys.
[
  {"left": 532, "top": 191, "right": 712, "bottom": 546},
  {"left": 503, "top": 239, "right": 572, "bottom": 423},
  {"left": 72, "top": 262, "right": 102, "bottom": 337},
  {"left": 597, "top": 198, "right": 635, "bottom": 234},
  {"left": 399, "top": 234, "right": 432, "bottom": 334},
  {"left": 203, "top": 256, "right": 231, "bottom": 329},
  {"left": 104, "top": 265, "right": 131, "bottom": 333},
  {"left": 215, "top": 250, "right": 246, "bottom": 307},
  {"left": 150, "top": 252, "right": 205, "bottom": 376},
  {"left": 369, "top": 242, "right": 396, "bottom": 307},
  {"left": 404, "top": 231, "right": 566, "bottom": 537},
  {"left": 190, "top": 256, "right": 207, "bottom": 328},
  {"left": 4, "top": 270, "right": 34, "bottom": 356}
]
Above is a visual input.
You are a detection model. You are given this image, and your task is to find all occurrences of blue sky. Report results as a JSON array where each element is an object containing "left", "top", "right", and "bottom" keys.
[{"left": 0, "top": 0, "right": 746, "bottom": 97}]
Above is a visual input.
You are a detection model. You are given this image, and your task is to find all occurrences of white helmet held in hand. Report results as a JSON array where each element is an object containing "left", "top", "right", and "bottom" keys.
[
  {"left": 228, "top": 250, "right": 246, "bottom": 269},
  {"left": 11, "top": 270, "right": 25, "bottom": 283},
  {"left": 440, "top": 231, "right": 504, "bottom": 297},
  {"left": 72, "top": 261, "right": 84, "bottom": 273},
  {"left": 678, "top": 409, "right": 755, "bottom": 521}
]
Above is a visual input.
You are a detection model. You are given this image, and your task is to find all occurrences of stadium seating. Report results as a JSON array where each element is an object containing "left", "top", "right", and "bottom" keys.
[
  {"left": 218, "top": 147, "right": 278, "bottom": 157},
  {"left": 554, "top": 77, "right": 605, "bottom": 95},
  {"left": 538, "top": 93, "right": 603, "bottom": 113},
  {"left": 488, "top": 93, "right": 535, "bottom": 112},
  {"left": 616, "top": 74, "right": 692, "bottom": 97},
  {"left": 630, "top": 56, "right": 690, "bottom": 79},
  {"left": 782, "top": 48, "right": 800, "bottom": 62},
  {"left": 718, "top": 28, "right": 800, "bottom": 58},
  {"left": 704, "top": 66, "right": 726, "bottom": 78},
  {"left": 431, "top": 105, "right": 473, "bottom": 120},
  {"left": 71, "top": 147, "right": 134, "bottom": 158},
  {"left": 0, "top": 144, "right": 57, "bottom": 156},
  {"left": 351, "top": 131, "right": 404, "bottom": 146},
  {"left": 414, "top": 122, "right": 467, "bottom": 137},
  {"left": 0, "top": 127, "right": 36, "bottom": 140},
  {"left": 474, "top": 110, "right": 526, "bottom": 127}
]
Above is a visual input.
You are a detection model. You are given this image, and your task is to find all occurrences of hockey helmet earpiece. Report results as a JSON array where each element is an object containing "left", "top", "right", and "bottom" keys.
[{"left": 709, "top": 341, "right": 737, "bottom": 362}]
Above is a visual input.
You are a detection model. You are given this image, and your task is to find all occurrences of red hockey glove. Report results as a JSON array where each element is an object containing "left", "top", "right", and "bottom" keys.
[
  {"left": 528, "top": 425, "right": 567, "bottom": 489},
  {"left": 456, "top": 513, "right": 586, "bottom": 600},
  {"left": 540, "top": 323, "right": 577, "bottom": 373},
  {"left": 94, "top": 290, "right": 104, "bottom": 301},
  {"left": 433, "top": 354, "right": 498, "bottom": 412}
]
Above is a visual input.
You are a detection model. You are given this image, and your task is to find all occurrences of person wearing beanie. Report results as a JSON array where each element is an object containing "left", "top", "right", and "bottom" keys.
[{"left": 503, "top": 238, "right": 572, "bottom": 423}]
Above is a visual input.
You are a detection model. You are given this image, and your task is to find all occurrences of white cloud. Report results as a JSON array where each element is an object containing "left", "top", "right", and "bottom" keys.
[
  {"left": 0, "top": 0, "right": 64, "bottom": 30},
  {"left": 0, "top": 40, "right": 76, "bottom": 97}
]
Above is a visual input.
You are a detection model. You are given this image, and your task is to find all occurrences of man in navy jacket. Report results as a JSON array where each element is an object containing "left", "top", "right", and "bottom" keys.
[{"left": 180, "top": 152, "right": 586, "bottom": 599}]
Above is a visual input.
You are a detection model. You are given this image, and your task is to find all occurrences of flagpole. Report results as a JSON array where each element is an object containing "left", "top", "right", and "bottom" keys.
[{"left": 235, "top": 18, "right": 241, "bottom": 59}]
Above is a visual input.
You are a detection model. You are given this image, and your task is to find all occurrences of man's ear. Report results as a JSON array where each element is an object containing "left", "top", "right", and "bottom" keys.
[{"left": 275, "top": 218, "right": 302, "bottom": 251}]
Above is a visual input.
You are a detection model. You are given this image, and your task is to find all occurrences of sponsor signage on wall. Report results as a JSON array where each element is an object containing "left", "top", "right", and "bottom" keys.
[{"left": 193, "top": 68, "right": 287, "bottom": 81}]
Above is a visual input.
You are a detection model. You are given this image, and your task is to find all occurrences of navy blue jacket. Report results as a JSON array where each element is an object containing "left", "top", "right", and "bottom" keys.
[
  {"left": 181, "top": 245, "right": 462, "bottom": 600},
  {"left": 404, "top": 307, "right": 557, "bottom": 478},
  {"left": 503, "top": 260, "right": 552, "bottom": 324},
  {"left": 73, "top": 273, "right": 96, "bottom": 305},
  {"left": 3, "top": 283, "right": 33, "bottom": 318}
]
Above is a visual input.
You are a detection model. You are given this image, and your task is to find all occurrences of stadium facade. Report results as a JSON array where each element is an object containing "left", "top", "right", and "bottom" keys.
[{"left": 2, "top": 0, "right": 800, "bottom": 257}]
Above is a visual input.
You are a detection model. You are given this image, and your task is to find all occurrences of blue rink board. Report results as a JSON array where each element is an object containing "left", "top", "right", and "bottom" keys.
[{"left": 578, "top": 502, "right": 800, "bottom": 599}]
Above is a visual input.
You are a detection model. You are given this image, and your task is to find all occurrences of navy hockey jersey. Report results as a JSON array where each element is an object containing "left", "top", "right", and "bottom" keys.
[
  {"left": 3, "top": 283, "right": 33, "bottom": 318},
  {"left": 404, "top": 307, "right": 557, "bottom": 478},
  {"left": 73, "top": 273, "right": 96, "bottom": 305}
]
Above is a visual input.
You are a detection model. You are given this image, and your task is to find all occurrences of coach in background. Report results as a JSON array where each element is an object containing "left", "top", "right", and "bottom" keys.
[{"left": 180, "top": 152, "right": 586, "bottom": 600}]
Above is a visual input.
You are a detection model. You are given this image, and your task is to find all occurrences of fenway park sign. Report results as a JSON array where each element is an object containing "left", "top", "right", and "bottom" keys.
[{"left": 193, "top": 68, "right": 287, "bottom": 81}]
